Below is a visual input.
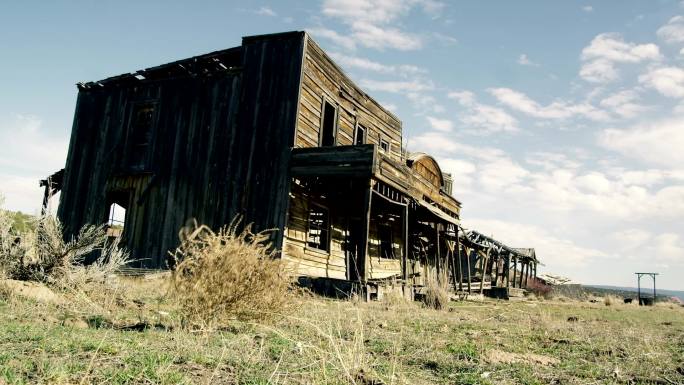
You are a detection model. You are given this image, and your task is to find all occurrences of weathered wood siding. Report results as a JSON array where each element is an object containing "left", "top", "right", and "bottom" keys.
[
  {"left": 58, "top": 32, "right": 306, "bottom": 268},
  {"left": 282, "top": 179, "right": 348, "bottom": 279},
  {"left": 367, "top": 195, "right": 404, "bottom": 279},
  {"left": 295, "top": 36, "right": 403, "bottom": 161}
]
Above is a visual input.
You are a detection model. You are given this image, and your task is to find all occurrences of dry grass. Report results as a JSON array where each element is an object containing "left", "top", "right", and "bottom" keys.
[
  {"left": 2, "top": 283, "right": 683, "bottom": 385},
  {"left": 169, "top": 219, "right": 295, "bottom": 326},
  {"left": 0, "top": 193, "right": 131, "bottom": 317},
  {"left": 423, "top": 272, "right": 450, "bottom": 310}
]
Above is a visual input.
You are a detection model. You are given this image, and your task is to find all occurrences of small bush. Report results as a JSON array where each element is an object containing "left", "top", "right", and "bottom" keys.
[
  {"left": 423, "top": 272, "right": 450, "bottom": 310},
  {"left": 169, "top": 219, "right": 294, "bottom": 325},
  {"left": 527, "top": 278, "right": 553, "bottom": 299}
]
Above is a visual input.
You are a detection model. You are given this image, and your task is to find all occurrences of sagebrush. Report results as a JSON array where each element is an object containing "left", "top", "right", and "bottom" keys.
[{"left": 170, "top": 219, "right": 294, "bottom": 325}]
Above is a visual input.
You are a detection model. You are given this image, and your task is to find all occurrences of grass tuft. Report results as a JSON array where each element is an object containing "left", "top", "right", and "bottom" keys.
[
  {"left": 423, "top": 272, "right": 450, "bottom": 310},
  {"left": 169, "top": 218, "right": 295, "bottom": 326}
]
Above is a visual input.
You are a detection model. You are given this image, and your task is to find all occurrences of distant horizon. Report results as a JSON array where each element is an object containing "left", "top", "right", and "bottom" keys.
[{"left": 584, "top": 283, "right": 682, "bottom": 293}]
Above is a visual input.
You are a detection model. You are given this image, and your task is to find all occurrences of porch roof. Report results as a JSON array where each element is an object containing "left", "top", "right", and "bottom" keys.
[{"left": 290, "top": 144, "right": 461, "bottom": 218}]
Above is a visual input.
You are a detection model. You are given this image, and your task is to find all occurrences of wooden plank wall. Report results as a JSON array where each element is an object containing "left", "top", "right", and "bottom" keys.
[
  {"left": 58, "top": 32, "right": 306, "bottom": 268},
  {"left": 295, "top": 36, "right": 403, "bottom": 161},
  {"left": 367, "top": 197, "right": 404, "bottom": 279},
  {"left": 282, "top": 179, "right": 349, "bottom": 279}
]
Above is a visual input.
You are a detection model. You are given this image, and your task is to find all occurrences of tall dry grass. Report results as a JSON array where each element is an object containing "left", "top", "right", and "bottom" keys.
[
  {"left": 423, "top": 272, "right": 450, "bottom": 310},
  {"left": 169, "top": 219, "right": 294, "bottom": 326}
]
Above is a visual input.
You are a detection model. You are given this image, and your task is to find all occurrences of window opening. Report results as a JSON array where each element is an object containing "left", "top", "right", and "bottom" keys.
[
  {"left": 320, "top": 100, "right": 337, "bottom": 147},
  {"left": 108, "top": 203, "right": 126, "bottom": 228},
  {"left": 378, "top": 224, "right": 394, "bottom": 259},
  {"left": 104, "top": 191, "right": 130, "bottom": 238},
  {"left": 354, "top": 124, "right": 366, "bottom": 145},
  {"left": 380, "top": 139, "right": 390, "bottom": 152},
  {"left": 128, "top": 103, "right": 155, "bottom": 170},
  {"left": 307, "top": 203, "right": 330, "bottom": 251}
]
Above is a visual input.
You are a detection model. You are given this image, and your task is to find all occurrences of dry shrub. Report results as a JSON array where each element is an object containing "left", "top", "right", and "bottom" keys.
[
  {"left": 0, "top": 193, "right": 129, "bottom": 300},
  {"left": 423, "top": 272, "right": 450, "bottom": 310},
  {"left": 0, "top": 195, "right": 25, "bottom": 279},
  {"left": 604, "top": 295, "right": 620, "bottom": 306},
  {"left": 381, "top": 290, "right": 409, "bottom": 309},
  {"left": 527, "top": 278, "right": 553, "bottom": 299},
  {"left": 170, "top": 220, "right": 294, "bottom": 325}
]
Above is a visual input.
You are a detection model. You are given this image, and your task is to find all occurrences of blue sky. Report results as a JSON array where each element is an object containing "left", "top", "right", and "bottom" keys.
[{"left": 1, "top": 0, "right": 683, "bottom": 290}]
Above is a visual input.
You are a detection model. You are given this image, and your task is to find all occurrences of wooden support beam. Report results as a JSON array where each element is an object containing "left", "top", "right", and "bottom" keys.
[
  {"left": 402, "top": 203, "right": 408, "bottom": 283},
  {"left": 466, "top": 247, "right": 472, "bottom": 293},
  {"left": 357, "top": 179, "right": 373, "bottom": 284},
  {"left": 456, "top": 234, "right": 463, "bottom": 292},
  {"left": 480, "top": 248, "right": 490, "bottom": 295},
  {"left": 504, "top": 253, "right": 511, "bottom": 288},
  {"left": 514, "top": 257, "right": 520, "bottom": 288}
]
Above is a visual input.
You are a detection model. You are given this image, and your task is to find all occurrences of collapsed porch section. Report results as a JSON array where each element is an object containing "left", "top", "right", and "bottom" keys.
[
  {"left": 283, "top": 144, "right": 541, "bottom": 299},
  {"left": 283, "top": 144, "right": 463, "bottom": 298}
]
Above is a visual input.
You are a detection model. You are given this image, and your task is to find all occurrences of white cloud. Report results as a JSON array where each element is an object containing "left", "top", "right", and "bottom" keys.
[
  {"left": 406, "top": 130, "right": 684, "bottom": 286},
  {"left": 255, "top": 6, "right": 276, "bottom": 17},
  {"left": 582, "top": 5, "right": 594, "bottom": 12},
  {"left": 517, "top": 54, "right": 539, "bottom": 67},
  {"left": 328, "top": 52, "right": 426, "bottom": 77},
  {"left": 611, "top": 229, "right": 684, "bottom": 266},
  {"left": 599, "top": 89, "right": 650, "bottom": 118},
  {"left": 447, "top": 90, "right": 519, "bottom": 134},
  {"left": 447, "top": 90, "right": 476, "bottom": 106},
  {"left": 525, "top": 152, "right": 582, "bottom": 171},
  {"left": 437, "top": 158, "right": 476, "bottom": 188},
  {"left": 406, "top": 92, "right": 445, "bottom": 113},
  {"left": 426, "top": 116, "right": 453, "bottom": 132},
  {"left": 307, "top": 28, "right": 356, "bottom": 50},
  {"left": 0, "top": 114, "right": 68, "bottom": 213},
  {"left": 638, "top": 66, "right": 684, "bottom": 98},
  {"left": 318, "top": 0, "right": 443, "bottom": 50},
  {"left": 350, "top": 22, "right": 422, "bottom": 50},
  {"left": 580, "top": 58, "right": 618, "bottom": 83},
  {"left": 360, "top": 78, "right": 433, "bottom": 93},
  {"left": 599, "top": 118, "right": 684, "bottom": 167},
  {"left": 580, "top": 33, "right": 661, "bottom": 83},
  {"left": 488, "top": 87, "right": 610, "bottom": 121},
  {"left": 380, "top": 102, "right": 397, "bottom": 112},
  {"left": 432, "top": 32, "right": 458, "bottom": 45},
  {"left": 412, "top": 131, "right": 684, "bottom": 220},
  {"left": 657, "top": 15, "right": 684, "bottom": 44},
  {"left": 581, "top": 33, "right": 661, "bottom": 63},
  {"left": 463, "top": 218, "right": 606, "bottom": 269}
]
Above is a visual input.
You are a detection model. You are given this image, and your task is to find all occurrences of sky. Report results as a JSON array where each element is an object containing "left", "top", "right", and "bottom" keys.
[{"left": 1, "top": 0, "right": 683, "bottom": 290}]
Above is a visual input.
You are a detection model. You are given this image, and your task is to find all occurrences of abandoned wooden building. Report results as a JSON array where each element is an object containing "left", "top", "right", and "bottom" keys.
[{"left": 43, "top": 31, "right": 539, "bottom": 299}]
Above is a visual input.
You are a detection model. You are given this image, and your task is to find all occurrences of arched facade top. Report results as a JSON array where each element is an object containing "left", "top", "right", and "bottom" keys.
[{"left": 406, "top": 152, "right": 444, "bottom": 190}]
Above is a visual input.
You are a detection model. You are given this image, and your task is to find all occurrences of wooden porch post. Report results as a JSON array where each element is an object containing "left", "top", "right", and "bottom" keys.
[
  {"left": 435, "top": 223, "right": 442, "bottom": 283},
  {"left": 466, "top": 247, "right": 472, "bottom": 293},
  {"left": 402, "top": 203, "right": 409, "bottom": 282},
  {"left": 513, "top": 257, "right": 518, "bottom": 288},
  {"left": 456, "top": 233, "right": 463, "bottom": 292},
  {"left": 358, "top": 179, "right": 373, "bottom": 285},
  {"left": 503, "top": 253, "right": 511, "bottom": 289},
  {"left": 480, "top": 248, "right": 490, "bottom": 295}
]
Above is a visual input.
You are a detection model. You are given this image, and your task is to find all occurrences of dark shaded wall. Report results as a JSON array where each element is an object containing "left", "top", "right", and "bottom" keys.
[{"left": 57, "top": 32, "right": 305, "bottom": 268}]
